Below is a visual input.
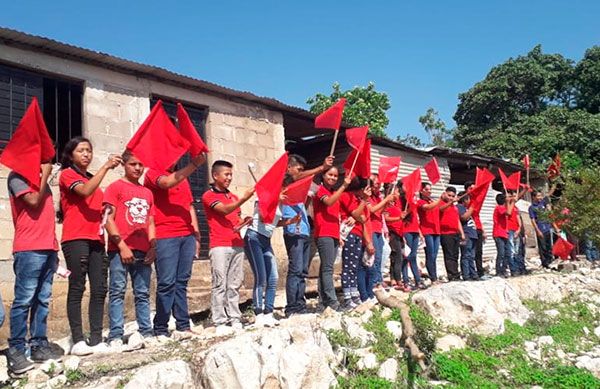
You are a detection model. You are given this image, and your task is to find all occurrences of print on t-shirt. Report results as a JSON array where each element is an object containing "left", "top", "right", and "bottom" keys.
[{"left": 125, "top": 197, "right": 150, "bottom": 225}]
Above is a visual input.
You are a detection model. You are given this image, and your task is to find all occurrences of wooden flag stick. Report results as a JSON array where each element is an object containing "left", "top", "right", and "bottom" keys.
[
  {"left": 329, "top": 130, "right": 339, "bottom": 156},
  {"left": 348, "top": 148, "right": 361, "bottom": 178}
]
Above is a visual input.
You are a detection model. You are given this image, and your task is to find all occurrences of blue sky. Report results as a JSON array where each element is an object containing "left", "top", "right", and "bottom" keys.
[{"left": 2, "top": 1, "right": 598, "bottom": 141}]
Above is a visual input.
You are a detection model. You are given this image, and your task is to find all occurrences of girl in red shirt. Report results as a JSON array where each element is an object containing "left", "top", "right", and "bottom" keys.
[
  {"left": 59, "top": 137, "right": 121, "bottom": 355},
  {"left": 383, "top": 183, "right": 405, "bottom": 289}
]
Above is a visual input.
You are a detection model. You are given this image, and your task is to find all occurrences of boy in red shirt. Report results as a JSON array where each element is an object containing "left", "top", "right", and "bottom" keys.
[
  {"left": 493, "top": 193, "right": 515, "bottom": 277},
  {"left": 418, "top": 182, "right": 442, "bottom": 283},
  {"left": 439, "top": 187, "right": 465, "bottom": 281},
  {"left": 105, "top": 151, "right": 156, "bottom": 351},
  {"left": 383, "top": 183, "right": 406, "bottom": 289},
  {"left": 201, "top": 160, "right": 254, "bottom": 331}
]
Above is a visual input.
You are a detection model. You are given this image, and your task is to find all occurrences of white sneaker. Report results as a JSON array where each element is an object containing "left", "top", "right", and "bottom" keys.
[
  {"left": 126, "top": 332, "right": 144, "bottom": 351},
  {"left": 253, "top": 313, "right": 265, "bottom": 327},
  {"left": 144, "top": 335, "right": 170, "bottom": 348},
  {"left": 70, "top": 341, "right": 93, "bottom": 356},
  {"left": 215, "top": 325, "right": 234, "bottom": 337},
  {"left": 108, "top": 339, "right": 124, "bottom": 353},
  {"left": 90, "top": 342, "right": 112, "bottom": 354},
  {"left": 263, "top": 313, "right": 279, "bottom": 327}
]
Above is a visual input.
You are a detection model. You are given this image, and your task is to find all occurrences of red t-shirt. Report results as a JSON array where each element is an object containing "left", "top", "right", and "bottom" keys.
[
  {"left": 201, "top": 186, "right": 244, "bottom": 248},
  {"left": 8, "top": 172, "right": 58, "bottom": 252},
  {"left": 144, "top": 169, "right": 194, "bottom": 239},
  {"left": 507, "top": 209, "right": 520, "bottom": 232},
  {"left": 313, "top": 185, "right": 340, "bottom": 239},
  {"left": 439, "top": 203, "right": 460, "bottom": 235},
  {"left": 472, "top": 208, "right": 483, "bottom": 230},
  {"left": 403, "top": 201, "right": 420, "bottom": 234},
  {"left": 339, "top": 192, "right": 369, "bottom": 236},
  {"left": 369, "top": 193, "right": 383, "bottom": 234},
  {"left": 59, "top": 167, "right": 104, "bottom": 243},
  {"left": 104, "top": 179, "right": 155, "bottom": 252},
  {"left": 418, "top": 198, "right": 440, "bottom": 235},
  {"left": 385, "top": 202, "right": 403, "bottom": 236},
  {"left": 493, "top": 205, "right": 509, "bottom": 238}
]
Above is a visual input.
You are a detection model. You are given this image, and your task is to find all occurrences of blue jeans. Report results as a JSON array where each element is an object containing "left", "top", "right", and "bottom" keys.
[
  {"left": 424, "top": 234, "right": 440, "bottom": 281},
  {"left": 284, "top": 234, "right": 311, "bottom": 315},
  {"left": 585, "top": 239, "right": 599, "bottom": 261},
  {"left": 9, "top": 250, "right": 57, "bottom": 351},
  {"left": 372, "top": 233, "right": 384, "bottom": 284},
  {"left": 509, "top": 230, "right": 526, "bottom": 273},
  {"left": 108, "top": 251, "right": 153, "bottom": 341},
  {"left": 460, "top": 238, "right": 478, "bottom": 280},
  {"left": 0, "top": 292, "right": 5, "bottom": 328},
  {"left": 244, "top": 230, "right": 278, "bottom": 314},
  {"left": 153, "top": 235, "right": 195, "bottom": 335},
  {"left": 494, "top": 237, "right": 512, "bottom": 276},
  {"left": 402, "top": 233, "right": 421, "bottom": 284}
]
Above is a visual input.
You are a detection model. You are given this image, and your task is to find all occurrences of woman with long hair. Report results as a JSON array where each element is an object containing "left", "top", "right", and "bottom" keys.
[{"left": 59, "top": 137, "right": 121, "bottom": 355}]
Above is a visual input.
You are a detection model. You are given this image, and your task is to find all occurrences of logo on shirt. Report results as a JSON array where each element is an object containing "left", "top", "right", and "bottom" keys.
[{"left": 124, "top": 197, "right": 150, "bottom": 225}]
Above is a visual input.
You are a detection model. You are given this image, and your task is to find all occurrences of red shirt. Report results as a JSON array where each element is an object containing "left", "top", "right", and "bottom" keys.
[
  {"left": 403, "top": 201, "right": 420, "bottom": 234},
  {"left": 201, "top": 185, "right": 244, "bottom": 248},
  {"left": 418, "top": 198, "right": 440, "bottom": 235},
  {"left": 439, "top": 203, "right": 460, "bottom": 235},
  {"left": 144, "top": 169, "right": 194, "bottom": 239},
  {"left": 369, "top": 193, "right": 383, "bottom": 233},
  {"left": 339, "top": 192, "right": 369, "bottom": 236},
  {"left": 104, "top": 179, "right": 155, "bottom": 252},
  {"left": 59, "top": 167, "right": 104, "bottom": 243},
  {"left": 385, "top": 202, "right": 403, "bottom": 236},
  {"left": 507, "top": 209, "right": 520, "bottom": 232},
  {"left": 472, "top": 208, "right": 483, "bottom": 230},
  {"left": 313, "top": 185, "right": 340, "bottom": 239},
  {"left": 8, "top": 172, "right": 58, "bottom": 253},
  {"left": 493, "top": 205, "right": 509, "bottom": 238}
]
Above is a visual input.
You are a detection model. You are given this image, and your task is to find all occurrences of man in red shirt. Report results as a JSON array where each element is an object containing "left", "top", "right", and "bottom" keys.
[
  {"left": 201, "top": 160, "right": 254, "bottom": 331},
  {"left": 439, "top": 187, "right": 465, "bottom": 281},
  {"left": 418, "top": 182, "right": 441, "bottom": 283},
  {"left": 7, "top": 161, "right": 61, "bottom": 373},
  {"left": 104, "top": 151, "right": 156, "bottom": 351},
  {"left": 493, "top": 193, "right": 515, "bottom": 277},
  {"left": 144, "top": 153, "right": 205, "bottom": 336}
]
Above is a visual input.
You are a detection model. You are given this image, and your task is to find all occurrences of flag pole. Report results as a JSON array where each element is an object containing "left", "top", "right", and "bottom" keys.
[
  {"left": 348, "top": 148, "right": 361, "bottom": 177},
  {"left": 329, "top": 130, "right": 339, "bottom": 156}
]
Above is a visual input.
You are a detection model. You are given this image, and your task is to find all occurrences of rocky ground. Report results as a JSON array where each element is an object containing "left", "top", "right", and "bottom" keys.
[{"left": 1, "top": 259, "right": 600, "bottom": 388}]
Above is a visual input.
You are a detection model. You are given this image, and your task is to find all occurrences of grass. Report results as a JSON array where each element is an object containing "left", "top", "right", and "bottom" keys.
[
  {"left": 326, "top": 329, "right": 362, "bottom": 349},
  {"left": 364, "top": 309, "right": 400, "bottom": 362}
]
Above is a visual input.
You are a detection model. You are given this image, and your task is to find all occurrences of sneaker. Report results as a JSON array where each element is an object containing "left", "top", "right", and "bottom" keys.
[
  {"left": 70, "top": 341, "right": 93, "bottom": 356},
  {"left": 171, "top": 330, "right": 193, "bottom": 341},
  {"left": 6, "top": 347, "right": 34, "bottom": 374},
  {"left": 351, "top": 296, "right": 361, "bottom": 305},
  {"left": 262, "top": 313, "right": 279, "bottom": 327},
  {"left": 126, "top": 332, "right": 144, "bottom": 351},
  {"left": 343, "top": 299, "right": 358, "bottom": 310},
  {"left": 108, "top": 339, "right": 124, "bottom": 353},
  {"left": 253, "top": 313, "right": 265, "bottom": 327},
  {"left": 417, "top": 282, "right": 428, "bottom": 290},
  {"left": 30, "top": 345, "right": 63, "bottom": 362},
  {"left": 89, "top": 342, "right": 112, "bottom": 354},
  {"left": 144, "top": 335, "right": 171, "bottom": 348}
]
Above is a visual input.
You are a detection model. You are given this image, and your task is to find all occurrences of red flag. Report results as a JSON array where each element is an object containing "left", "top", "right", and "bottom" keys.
[
  {"left": 314, "top": 98, "right": 346, "bottom": 130},
  {"left": 378, "top": 156, "right": 402, "bottom": 184},
  {"left": 0, "top": 97, "right": 55, "bottom": 190},
  {"left": 127, "top": 100, "right": 190, "bottom": 171},
  {"left": 552, "top": 237, "right": 574, "bottom": 260},
  {"left": 547, "top": 154, "right": 561, "bottom": 180},
  {"left": 256, "top": 153, "right": 289, "bottom": 224},
  {"left": 475, "top": 167, "right": 495, "bottom": 186},
  {"left": 424, "top": 158, "right": 441, "bottom": 185},
  {"left": 345, "top": 126, "right": 369, "bottom": 151},
  {"left": 499, "top": 168, "right": 521, "bottom": 191},
  {"left": 523, "top": 154, "right": 530, "bottom": 170},
  {"left": 176, "top": 103, "right": 209, "bottom": 157},
  {"left": 343, "top": 139, "right": 371, "bottom": 178},
  {"left": 401, "top": 168, "right": 422, "bottom": 205},
  {"left": 282, "top": 174, "right": 314, "bottom": 205}
]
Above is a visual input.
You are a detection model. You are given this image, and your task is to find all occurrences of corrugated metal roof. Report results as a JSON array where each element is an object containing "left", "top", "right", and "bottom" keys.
[{"left": 0, "top": 26, "right": 317, "bottom": 120}]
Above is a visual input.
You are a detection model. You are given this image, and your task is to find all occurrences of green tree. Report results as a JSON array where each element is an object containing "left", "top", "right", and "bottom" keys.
[
  {"left": 419, "top": 107, "right": 455, "bottom": 147},
  {"left": 307, "top": 82, "right": 391, "bottom": 137},
  {"left": 574, "top": 46, "right": 600, "bottom": 114},
  {"left": 396, "top": 134, "right": 428, "bottom": 148}
]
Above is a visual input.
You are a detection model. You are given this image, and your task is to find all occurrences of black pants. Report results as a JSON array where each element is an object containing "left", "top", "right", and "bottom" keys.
[
  {"left": 317, "top": 237, "right": 339, "bottom": 309},
  {"left": 388, "top": 232, "right": 404, "bottom": 282},
  {"left": 62, "top": 239, "right": 108, "bottom": 345},
  {"left": 538, "top": 231, "right": 554, "bottom": 267},
  {"left": 475, "top": 229, "right": 485, "bottom": 277},
  {"left": 441, "top": 234, "right": 461, "bottom": 281}
]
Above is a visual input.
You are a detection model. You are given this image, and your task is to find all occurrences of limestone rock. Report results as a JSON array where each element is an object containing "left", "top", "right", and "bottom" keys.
[
  {"left": 378, "top": 358, "right": 398, "bottom": 381},
  {"left": 201, "top": 325, "right": 336, "bottom": 389},
  {"left": 538, "top": 336, "right": 554, "bottom": 347},
  {"left": 360, "top": 310, "right": 373, "bottom": 323},
  {"left": 47, "top": 374, "right": 68, "bottom": 388},
  {"left": 575, "top": 356, "right": 600, "bottom": 378},
  {"left": 40, "top": 360, "right": 63, "bottom": 376},
  {"left": 544, "top": 309, "right": 560, "bottom": 318},
  {"left": 341, "top": 316, "right": 375, "bottom": 347},
  {"left": 437, "top": 334, "right": 466, "bottom": 352},
  {"left": 319, "top": 308, "right": 343, "bottom": 332},
  {"left": 28, "top": 368, "right": 49, "bottom": 385},
  {"left": 594, "top": 326, "right": 600, "bottom": 338},
  {"left": 385, "top": 321, "right": 403, "bottom": 341},
  {"left": 357, "top": 353, "right": 378, "bottom": 370},
  {"left": 63, "top": 356, "right": 80, "bottom": 372},
  {"left": 124, "top": 360, "right": 193, "bottom": 389},
  {"left": 507, "top": 275, "right": 567, "bottom": 303},
  {"left": 381, "top": 307, "right": 393, "bottom": 319},
  {"left": 0, "top": 357, "right": 9, "bottom": 384},
  {"left": 413, "top": 278, "right": 530, "bottom": 335}
]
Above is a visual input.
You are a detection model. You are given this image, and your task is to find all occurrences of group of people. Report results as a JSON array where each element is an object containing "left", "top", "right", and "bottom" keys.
[{"left": 2, "top": 139, "right": 555, "bottom": 376}]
